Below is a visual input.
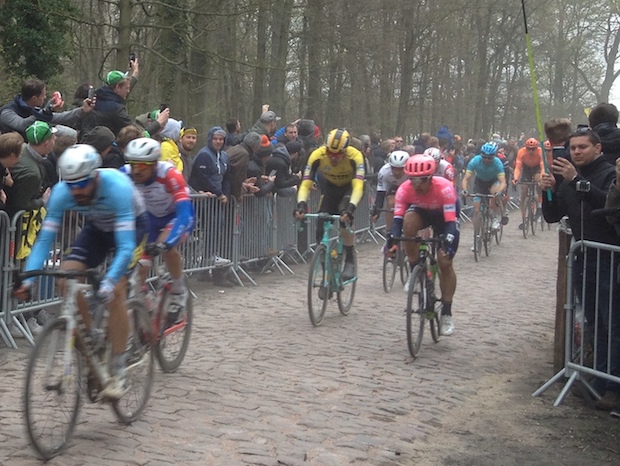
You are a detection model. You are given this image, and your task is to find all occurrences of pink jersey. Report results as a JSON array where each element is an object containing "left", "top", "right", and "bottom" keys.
[{"left": 394, "top": 176, "right": 457, "bottom": 223}]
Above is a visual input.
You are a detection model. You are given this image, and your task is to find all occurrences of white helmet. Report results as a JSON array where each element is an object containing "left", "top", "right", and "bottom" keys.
[
  {"left": 423, "top": 147, "right": 442, "bottom": 164},
  {"left": 387, "top": 150, "right": 409, "bottom": 168},
  {"left": 125, "top": 137, "right": 161, "bottom": 162},
  {"left": 57, "top": 144, "right": 101, "bottom": 182}
]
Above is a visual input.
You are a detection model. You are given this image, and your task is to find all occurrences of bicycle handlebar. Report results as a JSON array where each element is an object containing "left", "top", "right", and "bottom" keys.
[{"left": 465, "top": 193, "right": 496, "bottom": 198}]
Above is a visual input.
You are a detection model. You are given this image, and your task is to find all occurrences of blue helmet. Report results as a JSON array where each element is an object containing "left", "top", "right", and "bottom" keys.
[{"left": 480, "top": 142, "right": 498, "bottom": 157}]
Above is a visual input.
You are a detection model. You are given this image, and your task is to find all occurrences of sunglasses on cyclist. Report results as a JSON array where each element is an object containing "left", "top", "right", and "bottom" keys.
[
  {"left": 410, "top": 176, "right": 431, "bottom": 183},
  {"left": 66, "top": 178, "right": 92, "bottom": 189},
  {"left": 128, "top": 160, "right": 157, "bottom": 169}
]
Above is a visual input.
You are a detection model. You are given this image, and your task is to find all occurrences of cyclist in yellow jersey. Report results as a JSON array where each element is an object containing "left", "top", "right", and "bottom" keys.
[{"left": 294, "top": 128, "right": 365, "bottom": 280}]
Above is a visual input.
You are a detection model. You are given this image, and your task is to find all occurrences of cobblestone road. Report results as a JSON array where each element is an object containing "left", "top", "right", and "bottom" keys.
[{"left": 0, "top": 220, "right": 559, "bottom": 465}]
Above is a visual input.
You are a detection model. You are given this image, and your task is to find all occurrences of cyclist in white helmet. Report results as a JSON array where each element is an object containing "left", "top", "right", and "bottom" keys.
[
  {"left": 423, "top": 147, "right": 456, "bottom": 184},
  {"left": 371, "top": 150, "right": 409, "bottom": 231},
  {"left": 14, "top": 144, "right": 149, "bottom": 400}
]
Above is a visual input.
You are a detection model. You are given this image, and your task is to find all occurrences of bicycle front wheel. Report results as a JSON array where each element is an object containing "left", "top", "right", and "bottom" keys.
[
  {"left": 307, "top": 245, "right": 328, "bottom": 326},
  {"left": 473, "top": 221, "right": 481, "bottom": 262},
  {"left": 522, "top": 197, "right": 530, "bottom": 239},
  {"left": 155, "top": 281, "right": 193, "bottom": 373},
  {"left": 406, "top": 266, "right": 426, "bottom": 358},
  {"left": 112, "top": 301, "right": 154, "bottom": 424},
  {"left": 429, "top": 298, "right": 443, "bottom": 343},
  {"left": 24, "top": 318, "right": 82, "bottom": 460},
  {"left": 337, "top": 254, "right": 357, "bottom": 315},
  {"left": 483, "top": 213, "right": 492, "bottom": 257},
  {"left": 382, "top": 253, "right": 397, "bottom": 293},
  {"left": 530, "top": 198, "right": 537, "bottom": 236}
]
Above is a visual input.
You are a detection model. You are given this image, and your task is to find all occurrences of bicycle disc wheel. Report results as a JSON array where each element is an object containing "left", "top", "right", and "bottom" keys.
[
  {"left": 24, "top": 318, "right": 82, "bottom": 460},
  {"left": 155, "top": 281, "right": 193, "bottom": 373},
  {"left": 307, "top": 245, "right": 328, "bottom": 326},
  {"left": 112, "top": 301, "right": 154, "bottom": 424},
  {"left": 399, "top": 249, "right": 410, "bottom": 285},
  {"left": 337, "top": 254, "right": 356, "bottom": 315},
  {"left": 382, "top": 253, "right": 397, "bottom": 293},
  {"left": 406, "top": 266, "right": 426, "bottom": 358}
]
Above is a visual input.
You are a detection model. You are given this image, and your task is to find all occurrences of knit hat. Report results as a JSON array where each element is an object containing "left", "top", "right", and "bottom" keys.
[
  {"left": 25, "top": 121, "right": 57, "bottom": 144},
  {"left": 243, "top": 131, "right": 261, "bottom": 150},
  {"left": 105, "top": 70, "right": 128, "bottom": 86},
  {"left": 285, "top": 140, "right": 302, "bottom": 155},
  {"left": 160, "top": 118, "right": 181, "bottom": 141},
  {"left": 80, "top": 126, "right": 115, "bottom": 153},
  {"left": 260, "top": 110, "right": 280, "bottom": 123},
  {"left": 213, "top": 128, "right": 226, "bottom": 139},
  {"left": 257, "top": 134, "right": 273, "bottom": 157},
  {"left": 297, "top": 119, "right": 315, "bottom": 137}
]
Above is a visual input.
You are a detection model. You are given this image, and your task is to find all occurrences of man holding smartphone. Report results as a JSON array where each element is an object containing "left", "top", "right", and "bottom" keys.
[{"left": 540, "top": 127, "right": 620, "bottom": 411}]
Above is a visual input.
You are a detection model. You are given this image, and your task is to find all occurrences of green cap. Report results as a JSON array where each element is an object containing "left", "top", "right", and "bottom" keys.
[
  {"left": 105, "top": 70, "right": 128, "bottom": 86},
  {"left": 25, "top": 121, "right": 57, "bottom": 144}
]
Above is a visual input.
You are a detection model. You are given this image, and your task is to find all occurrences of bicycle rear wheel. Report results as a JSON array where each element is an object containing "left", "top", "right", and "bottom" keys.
[
  {"left": 399, "top": 249, "right": 410, "bottom": 285},
  {"left": 112, "top": 301, "right": 154, "bottom": 424},
  {"left": 428, "top": 270, "right": 442, "bottom": 343},
  {"left": 406, "top": 266, "right": 426, "bottom": 358},
  {"left": 382, "top": 253, "right": 397, "bottom": 293},
  {"left": 337, "top": 254, "right": 356, "bottom": 315},
  {"left": 155, "top": 281, "right": 193, "bottom": 373},
  {"left": 24, "top": 318, "right": 82, "bottom": 460},
  {"left": 307, "top": 245, "right": 328, "bottom": 326}
]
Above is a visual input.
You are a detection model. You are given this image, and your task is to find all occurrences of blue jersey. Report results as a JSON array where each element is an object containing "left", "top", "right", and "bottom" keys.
[
  {"left": 465, "top": 155, "right": 505, "bottom": 182},
  {"left": 25, "top": 169, "right": 144, "bottom": 284}
]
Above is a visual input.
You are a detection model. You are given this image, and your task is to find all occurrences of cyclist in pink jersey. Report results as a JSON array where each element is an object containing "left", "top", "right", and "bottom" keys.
[{"left": 385, "top": 155, "right": 459, "bottom": 336}]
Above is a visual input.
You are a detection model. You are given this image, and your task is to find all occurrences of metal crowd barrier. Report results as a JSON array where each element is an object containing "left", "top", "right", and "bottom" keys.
[
  {"left": 1, "top": 183, "right": 387, "bottom": 347},
  {"left": 533, "top": 239, "right": 620, "bottom": 406}
]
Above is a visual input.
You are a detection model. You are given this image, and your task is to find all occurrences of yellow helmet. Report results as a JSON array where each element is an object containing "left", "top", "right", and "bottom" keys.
[{"left": 326, "top": 129, "right": 350, "bottom": 153}]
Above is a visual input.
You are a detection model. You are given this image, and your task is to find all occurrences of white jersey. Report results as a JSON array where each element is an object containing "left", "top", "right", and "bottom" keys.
[
  {"left": 376, "top": 163, "right": 408, "bottom": 193},
  {"left": 435, "top": 159, "right": 455, "bottom": 182}
]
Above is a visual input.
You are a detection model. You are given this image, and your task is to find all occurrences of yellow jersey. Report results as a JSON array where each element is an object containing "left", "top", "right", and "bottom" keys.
[{"left": 297, "top": 146, "right": 366, "bottom": 207}]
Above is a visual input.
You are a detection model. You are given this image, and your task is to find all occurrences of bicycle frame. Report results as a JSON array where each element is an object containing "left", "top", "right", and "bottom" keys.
[{"left": 305, "top": 213, "right": 346, "bottom": 289}]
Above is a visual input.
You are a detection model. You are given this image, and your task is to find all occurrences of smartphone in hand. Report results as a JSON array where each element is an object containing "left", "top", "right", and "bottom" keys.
[
  {"left": 87, "top": 88, "right": 96, "bottom": 100},
  {"left": 160, "top": 103, "right": 168, "bottom": 113}
]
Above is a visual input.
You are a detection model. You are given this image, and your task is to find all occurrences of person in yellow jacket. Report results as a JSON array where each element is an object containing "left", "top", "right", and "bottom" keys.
[{"left": 160, "top": 118, "right": 183, "bottom": 172}]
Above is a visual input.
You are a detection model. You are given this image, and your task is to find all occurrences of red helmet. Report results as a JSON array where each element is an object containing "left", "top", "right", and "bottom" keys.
[
  {"left": 405, "top": 155, "right": 436, "bottom": 177},
  {"left": 525, "top": 137, "right": 539, "bottom": 149},
  {"left": 543, "top": 140, "right": 552, "bottom": 151}
]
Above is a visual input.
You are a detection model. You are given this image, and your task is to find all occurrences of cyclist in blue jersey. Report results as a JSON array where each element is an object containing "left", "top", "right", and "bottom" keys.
[
  {"left": 460, "top": 142, "right": 507, "bottom": 246},
  {"left": 14, "top": 144, "right": 149, "bottom": 400}
]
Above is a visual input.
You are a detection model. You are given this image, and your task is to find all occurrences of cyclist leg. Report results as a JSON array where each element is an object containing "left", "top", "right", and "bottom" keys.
[
  {"left": 402, "top": 208, "right": 426, "bottom": 268},
  {"left": 158, "top": 223, "right": 190, "bottom": 321},
  {"left": 337, "top": 188, "right": 357, "bottom": 280}
]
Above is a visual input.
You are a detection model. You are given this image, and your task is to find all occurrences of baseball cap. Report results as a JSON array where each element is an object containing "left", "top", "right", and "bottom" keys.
[
  {"left": 80, "top": 126, "right": 115, "bottom": 153},
  {"left": 25, "top": 121, "right": 57, "bottom": 144},
  {"left": 105, "top": 70, "right": 128, "bottom": 86},
  {"left": 260, "top": 110, "right": 281, "bottom": 123}
]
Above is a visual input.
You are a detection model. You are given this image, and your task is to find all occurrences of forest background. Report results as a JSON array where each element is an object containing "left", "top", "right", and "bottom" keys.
[{"left": 1, "top": 0, "right": 620, "bottom": 140}]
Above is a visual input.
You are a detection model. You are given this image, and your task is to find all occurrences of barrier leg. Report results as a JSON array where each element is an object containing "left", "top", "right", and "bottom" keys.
[{"left": 532, "top": 367, "right": 566, "bottom": 397}]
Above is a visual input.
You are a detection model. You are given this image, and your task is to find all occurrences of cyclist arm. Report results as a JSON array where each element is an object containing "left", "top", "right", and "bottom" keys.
[
  {"left": 461, "top": 171, "right": 473, "bottom": 192},
  {"left": 496, "top": 173, "right": 507, "bottom": 192},
  {"left": 22, "top": 187, "right": 67, "bottom": 277},
  {"left": 513, "top": 151, "right": 523, "bottom": 182},
  {"left": 347, "top": 147, "right": 366, "bottom": 209},
  {"left": 107, "top": 214, "right": 136, "bottom": 284},
  {"left": 164, "top": 168, "right": 195, "bottom": 248},
  {"left": 389, "top": 184, "right": 410, "bottom": 238},
  {"left": 297, "top": 149, "right": 322, "bottom": 205}
]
